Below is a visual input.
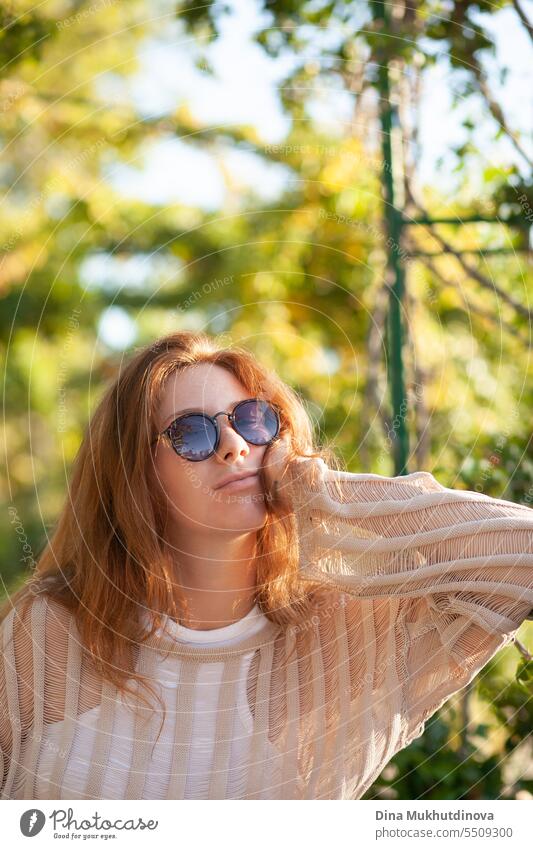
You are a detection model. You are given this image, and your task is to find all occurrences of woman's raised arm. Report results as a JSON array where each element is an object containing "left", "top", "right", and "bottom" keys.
[{"left": 281, "top": 457, "right": 533, "bottom": 749}]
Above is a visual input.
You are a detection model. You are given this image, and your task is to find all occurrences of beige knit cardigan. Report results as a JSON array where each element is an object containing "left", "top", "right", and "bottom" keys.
[{"left": 2, "top": 458, "right": 533, "bottom": 800}]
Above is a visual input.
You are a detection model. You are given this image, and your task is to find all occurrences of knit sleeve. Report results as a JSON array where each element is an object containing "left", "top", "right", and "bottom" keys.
[
  {"left": 0, "top": 593, "right": 82, "bottom": 799},
  {"left": 0, "top": 598, "right": 35, "bottom": 799},
  {"left": 284, "top": 458, "right": 533, "bottom": 741}
]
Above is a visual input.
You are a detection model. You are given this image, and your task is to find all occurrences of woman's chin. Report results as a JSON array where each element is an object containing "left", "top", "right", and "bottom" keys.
[{"left": 213, "top": 498, "right": 268, "bottom": 528}]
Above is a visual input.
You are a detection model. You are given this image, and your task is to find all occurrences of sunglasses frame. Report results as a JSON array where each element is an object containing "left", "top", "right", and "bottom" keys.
[{"left": 153, "top": 397, "right": 282, "bottom": 461}]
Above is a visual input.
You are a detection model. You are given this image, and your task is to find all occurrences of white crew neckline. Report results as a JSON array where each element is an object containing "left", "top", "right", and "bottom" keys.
[{"left": 163, "top": 602, "right": 266, "bottom": 645}]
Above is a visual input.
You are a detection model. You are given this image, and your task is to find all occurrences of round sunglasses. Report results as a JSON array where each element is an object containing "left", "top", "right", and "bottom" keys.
[{"left": 153, "top": 398, "right": 281, "bottom": 461}]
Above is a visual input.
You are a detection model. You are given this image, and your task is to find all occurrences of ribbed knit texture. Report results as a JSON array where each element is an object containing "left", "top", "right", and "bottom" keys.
[
  {"left": 29, "top": 604, "right": 287, "bottom": 800},
  {"left": 2, "top": 458, "right": 533, "bottom": 799}
]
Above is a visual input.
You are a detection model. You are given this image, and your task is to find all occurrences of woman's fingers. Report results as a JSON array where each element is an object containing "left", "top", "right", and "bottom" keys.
[
  {"left": 260, "top": 436, "right": 320, "bottom": 510},
  {"left": 260, "top": 433, "right": 292, "bottom": 504}
]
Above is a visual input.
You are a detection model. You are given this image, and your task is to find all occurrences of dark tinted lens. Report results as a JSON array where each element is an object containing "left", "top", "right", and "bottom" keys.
[
  {"left": 168, "top": 414, "right": 217, "bottom": 461},
  {"left": 234, "top": 400, "right": 279, "bottom": 445}
]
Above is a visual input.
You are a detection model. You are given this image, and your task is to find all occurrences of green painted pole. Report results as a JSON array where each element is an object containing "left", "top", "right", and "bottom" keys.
[{"left": 371, "top": 0, "right": 409, "bottom": 475}]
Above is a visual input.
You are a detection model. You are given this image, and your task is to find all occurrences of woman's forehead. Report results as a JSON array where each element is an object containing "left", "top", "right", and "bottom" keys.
[{"left": 158, "top": 364, "right": 248, "bottom": 425}]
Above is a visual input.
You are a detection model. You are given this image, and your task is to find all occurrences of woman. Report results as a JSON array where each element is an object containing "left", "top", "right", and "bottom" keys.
[{"left": 1, "top": 330, "right": 533, "bottom": 800}]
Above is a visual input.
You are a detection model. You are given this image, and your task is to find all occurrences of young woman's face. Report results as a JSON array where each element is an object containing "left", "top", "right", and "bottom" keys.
[{"left": 153, "top": 363, "right": 271, "bottom": 536}]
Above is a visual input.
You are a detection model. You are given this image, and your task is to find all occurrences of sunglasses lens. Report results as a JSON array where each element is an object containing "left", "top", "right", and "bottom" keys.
[
  {"left": 168, "top": 414, "right": 217, "bottom": 461},
  {"left": 165, "top": 400, "right": 279, "bottom": 460},
  {"left": 234, "top": 400, "right": 279, "bottom": 445}
]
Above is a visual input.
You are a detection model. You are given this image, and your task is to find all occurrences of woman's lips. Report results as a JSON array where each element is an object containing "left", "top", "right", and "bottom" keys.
[{"left": 217, "top": 473, "right": 260, "bottom": 491}]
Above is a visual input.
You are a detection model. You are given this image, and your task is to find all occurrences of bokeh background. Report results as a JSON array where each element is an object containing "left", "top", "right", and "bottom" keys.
[{"left": 1, "top": 0, "right": 533, "bottom": 799}]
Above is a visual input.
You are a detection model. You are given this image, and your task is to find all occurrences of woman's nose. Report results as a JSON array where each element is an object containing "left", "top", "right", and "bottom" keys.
[{"left": 216, "top": 418, "right": 249, "bottom": 460}]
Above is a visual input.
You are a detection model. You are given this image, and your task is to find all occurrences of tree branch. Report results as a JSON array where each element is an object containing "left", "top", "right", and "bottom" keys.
[
  {"left": 514, "top": 637, "right": 533, "bottom": 662},
  {"left": 363, "top": 280, "right": 394, "bottom": 463},
  {"left": 511, "top": 0, "right": 533, "bottom": 44},
  {"left": 405, "top": 191, "right": 532, "bottom": 323},
  {"left": 470, "top": 58, "right": 533, "bottom": 171},
  {"left": 403, "top": 282, "right": 433, "bottom": 468},
  {"left": 413, "top": 253, "right": 532, "bottom": 348}
]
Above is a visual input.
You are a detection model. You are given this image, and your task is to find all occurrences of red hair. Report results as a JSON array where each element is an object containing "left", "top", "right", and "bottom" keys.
[{"left": 1, "top": 331, "right": 342, "bottom": 713}]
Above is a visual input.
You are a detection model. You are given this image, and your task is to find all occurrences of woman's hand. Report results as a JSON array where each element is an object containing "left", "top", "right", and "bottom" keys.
[
  {"left": 260, "top": 433, "right": 294, "bottom": 509},
  {"left": 261, "top": 434, "right": 322, "bottom": 510}
]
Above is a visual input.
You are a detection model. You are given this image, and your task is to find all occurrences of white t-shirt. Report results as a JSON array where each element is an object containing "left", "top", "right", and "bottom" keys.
[{"left": 35, "top": 604, "right": 289, "bottom": 799}]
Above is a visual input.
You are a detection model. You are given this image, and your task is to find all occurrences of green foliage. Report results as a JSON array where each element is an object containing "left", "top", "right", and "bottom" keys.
[
  {"left": 516, "top": 658, "right": 533, "bottom": 692},
  {"left": 1, "top": 0, "right": 532, "bottom": 800},
  {"left": 366, "top": 713, "right": 506, "bottom": 800}
]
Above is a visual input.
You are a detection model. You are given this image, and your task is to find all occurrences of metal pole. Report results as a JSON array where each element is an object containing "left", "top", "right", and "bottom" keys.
[{"left": 371, "top": 0, "right": 409, "bottom": 475}]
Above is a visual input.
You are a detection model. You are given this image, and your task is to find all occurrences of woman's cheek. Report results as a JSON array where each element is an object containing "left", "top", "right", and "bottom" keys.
[{"left": 172, "top": 472, "right": 213, "bottom": 515}]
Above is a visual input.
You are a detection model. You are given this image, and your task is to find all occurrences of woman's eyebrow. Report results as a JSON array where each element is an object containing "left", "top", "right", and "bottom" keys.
[{"left": 163, "top": 399, "right": 245, "bottom": 427}]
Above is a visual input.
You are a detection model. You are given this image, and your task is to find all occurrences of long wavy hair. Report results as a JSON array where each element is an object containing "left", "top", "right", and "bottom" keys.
[{"left": 1, "top": 330, "right": 343, "bottom": 717}]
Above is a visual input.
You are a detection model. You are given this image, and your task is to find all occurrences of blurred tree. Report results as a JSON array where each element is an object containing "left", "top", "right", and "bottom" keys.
[{"left": 1, "top": 0, "right": 532, "bottom": 799}]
